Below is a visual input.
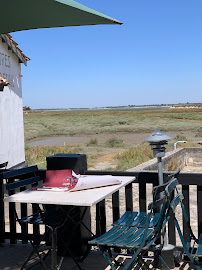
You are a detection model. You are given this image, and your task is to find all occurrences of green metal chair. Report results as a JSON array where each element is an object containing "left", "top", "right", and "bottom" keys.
[
  {"left": 89, "top": 176, "right": 175, "bottom": 270},
  {"left": 165, "top": 176, "right": 202, "bottom": 269},
  {"left": 3, "top": 166, "right": 68, "bottom": 270}
]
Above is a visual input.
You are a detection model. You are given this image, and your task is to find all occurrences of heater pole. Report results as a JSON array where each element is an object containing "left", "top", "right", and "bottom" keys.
[
  {"left": 145, "top": 130, "right": 174, "bottom": 269},
  {"left": 157, "top": 157, "right": 163, "bottom": 187}
]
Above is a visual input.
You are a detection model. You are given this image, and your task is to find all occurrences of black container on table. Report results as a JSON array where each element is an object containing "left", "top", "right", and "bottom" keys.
[{"left": 46, "top": 154, "right": 91, "bottom": 259}]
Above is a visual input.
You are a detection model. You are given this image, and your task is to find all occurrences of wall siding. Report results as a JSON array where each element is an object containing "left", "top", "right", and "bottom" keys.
[{"left": 0, "top": 38, "right": 25, "bottom": 168}]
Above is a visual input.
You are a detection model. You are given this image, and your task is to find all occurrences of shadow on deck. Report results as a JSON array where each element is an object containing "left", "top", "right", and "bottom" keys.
[{"left": 0, "top": 242, "right": 195, "bottom": 270}]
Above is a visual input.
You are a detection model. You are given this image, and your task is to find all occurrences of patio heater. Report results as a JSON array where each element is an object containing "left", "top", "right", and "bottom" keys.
[
  {"left": 145, "top": 130, "right": 176, "bottom": 269},
  {"left": 145, "top": 130, "right": 171, "bottom": 187}
]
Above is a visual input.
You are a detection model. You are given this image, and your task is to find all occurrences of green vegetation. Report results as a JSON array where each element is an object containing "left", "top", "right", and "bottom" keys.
[
  {"left": 25, "top": 144, "right": 81, "bottom": 169},
  {"left": 174, "top": 134, "right": 187, "bottom": 141},
  {"left": 172, "top": 103, "right": 202, "bottom": 108},
  {"left": 24, "top": 107, "right": 202, "bottom": 170},
  {"left": 86, "top": 138, "right": 98, "bottom": 146},
  {"left": 167, "top": 158, "right": 182, "bottom": 171},
  {"left": 25, "top": 139, "right": 202, "bottom": 170},
  {"left": 24, "top": 108, "right": 202, "bottom": 142},
  {"left": 105, "top": 138, "right": 124, "bottom": 148},
  {"left": 23, "top": 106, "right": 31, "bottom": 111},
  {"left": 115, "top": 143, "right": 153, "bottom": 171},
  {"left": 195, "top": 132, "right": 202, "bottom": 138}
]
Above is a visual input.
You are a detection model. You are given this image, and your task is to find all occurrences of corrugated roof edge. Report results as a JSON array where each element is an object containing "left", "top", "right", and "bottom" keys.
[{"left": 1, "top": 34, "right": 30, "bottom": 66}]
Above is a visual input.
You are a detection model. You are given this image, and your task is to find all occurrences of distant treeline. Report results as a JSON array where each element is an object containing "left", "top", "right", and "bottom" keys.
[{"left": 23, "top": 102, "right": 202, "bottom": 111}]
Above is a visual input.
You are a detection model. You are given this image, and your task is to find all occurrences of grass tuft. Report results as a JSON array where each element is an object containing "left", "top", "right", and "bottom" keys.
[
  {"left": 105, "top": 138, "right": 124, "bottom": 148},
  {"left": 86, "top": 138, "right": 98, "bottom": 146},
  {"left": 174, "top": 134, "right": 187, "bottom": 141},
  {"left": 25, "top": 145, "right": 81, "bottom": 169},
  {"left": 195, "top": 132, "right": 202, "bottom": 138},
  {"left": 115, "top": 143, "right": 153, "bottom": 171},
  {"left": 167, "top": 158, "right": 182, "bottom": 171}
]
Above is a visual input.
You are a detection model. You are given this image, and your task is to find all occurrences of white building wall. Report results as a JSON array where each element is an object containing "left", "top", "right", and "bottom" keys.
[{"left": 0, "top": 39, "right": 25, "bottom": 168}]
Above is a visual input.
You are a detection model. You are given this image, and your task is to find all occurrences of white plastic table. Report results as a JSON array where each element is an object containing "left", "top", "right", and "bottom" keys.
[
  {"left": 4, "top": 176, "right": 135, "bottom": 270},
  {"left": 4, "top": 176, "right": 135, "bottom": 206}
]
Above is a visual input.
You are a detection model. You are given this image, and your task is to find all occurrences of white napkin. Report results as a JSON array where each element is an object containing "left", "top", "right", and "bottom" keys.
[{"left": 70, "top": 175, "right": 121, "bottom": 192}]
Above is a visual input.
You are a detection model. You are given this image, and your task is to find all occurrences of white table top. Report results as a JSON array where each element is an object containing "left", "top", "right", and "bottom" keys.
[{"left": 4, "top": 176, "right": 135, "bottom": 207}]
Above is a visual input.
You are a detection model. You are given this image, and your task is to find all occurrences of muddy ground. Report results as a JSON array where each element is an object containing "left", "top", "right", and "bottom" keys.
[{"left": 27, "top": 131, "right": 197, "bottom": 147}]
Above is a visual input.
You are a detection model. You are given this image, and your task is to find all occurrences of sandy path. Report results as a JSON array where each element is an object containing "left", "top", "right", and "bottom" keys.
[{"left": 27, "top": 131, "right": 196, "bottom": 147}]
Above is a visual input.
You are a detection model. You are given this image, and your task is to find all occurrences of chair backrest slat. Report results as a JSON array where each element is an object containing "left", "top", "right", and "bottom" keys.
[
  {"left": 119, "top": 212, "right": 138, "bottom": 226},
  {"left": 170, "top": 193, "right": 184, "bottom": 212},
  {"left": 3, "top": 165, "right": 38, "bottom": 179},
  {"left": 131, "top": 212, "right": 146, "bottom": 227},
  {"left": 6, "top": 176, "right": 41, "bottom": 191},
  {"left": 3, "top": 165, "right": 41, "bottom": 246},
  {"left": 153, "top": 182, "right": 168, "bottom": 195},
  {"left": 113, "top": 211, "right": 131, "bottom": 226},
  {"left": 149, "top": 213, "right": 160, "bottom": 227},
  {"left": 165, "top": 178, "right": 179, "bottom": 196},
  {"left": 167, "top": 168, "right": 180, "bottom": 181},
  {"left": 148, "top": 196, "right": 166, "bottom": 210}
]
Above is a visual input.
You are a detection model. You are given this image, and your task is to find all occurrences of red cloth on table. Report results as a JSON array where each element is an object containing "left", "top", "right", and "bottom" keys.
[{"left": 43, "top": 169, "right": 73, "bottom": 187}]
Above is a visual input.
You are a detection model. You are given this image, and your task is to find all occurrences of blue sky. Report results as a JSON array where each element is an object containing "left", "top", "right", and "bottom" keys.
[{"left": 12, "top": 0, "right": 202, "bottom": 109}]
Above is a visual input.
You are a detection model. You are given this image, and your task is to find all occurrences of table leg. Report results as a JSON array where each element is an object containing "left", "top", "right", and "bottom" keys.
[
  {"left": 50, "top": 206, "right": 92, "bottom": 270},
  {"left": 51, "top": 227, "right": 58, "bottom": 270}
]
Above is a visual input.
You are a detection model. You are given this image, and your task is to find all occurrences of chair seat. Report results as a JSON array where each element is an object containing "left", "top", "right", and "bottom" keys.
[
  {"left": 89, "top": 211, "right": 160, "bottom": 247},
  {"left": 89, "top": 211, "right": 144, "bottom": 245},
  {"left": 122, "top": 228, "right": 154, "bottom": 249},
  {"left": 20, "top": 212, "right": 44, "bottom": 225},
  {"left": 20, "top": 208, "right": 67, "bottom": 227}
]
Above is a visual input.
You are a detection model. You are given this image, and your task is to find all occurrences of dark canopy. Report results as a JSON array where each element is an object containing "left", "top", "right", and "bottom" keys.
[{"left": 0, "top": 0, "right": 122, "bottom": 34}]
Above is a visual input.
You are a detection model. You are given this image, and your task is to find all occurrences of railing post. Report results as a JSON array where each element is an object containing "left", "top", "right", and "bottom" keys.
[
  {"left": 125, "top": 182, "right": 133, "bottom": 212},
  {"left": 112, "top": 191, "right": 120, "bottom": 223},
  {"left": 96, "top": 200, "right": 106, "bottom": 236},
  {"left": 182, "top": 185, "right": 190, "bottom": 243},
  {"left": 197, "top": 185, "right": 202, "bottom": 238},
  {"left": 8, "top": 184, "right": 17, "bottom": 244}
]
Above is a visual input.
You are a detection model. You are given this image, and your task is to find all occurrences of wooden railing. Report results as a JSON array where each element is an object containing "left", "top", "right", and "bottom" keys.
[{"left": 1, "top": 170, "right": 202, "bottom": 247}]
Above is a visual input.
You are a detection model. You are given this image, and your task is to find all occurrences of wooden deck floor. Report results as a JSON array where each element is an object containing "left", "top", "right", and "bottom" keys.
[{"left": 0, "top": 243, "right": 196, "bottom": 270}]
